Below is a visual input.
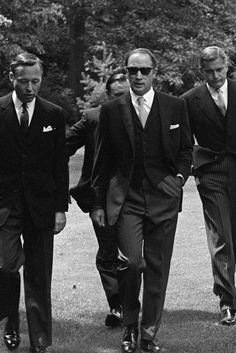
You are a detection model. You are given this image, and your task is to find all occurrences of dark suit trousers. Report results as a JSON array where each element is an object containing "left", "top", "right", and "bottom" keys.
[
  {"left": 0, "top": 197, "right": 23, "bottom": 321},
  {"left": 116, "top": 176, "right": 182, "bottom": 341},
  {"left": 196, "top": 155, "right": 236, "bottom": 310},
  {"left": 92, "top": 223, "right": 120, "bottom": 309},
  {"left": 0, "top": 192, "right": 54, "bottom": 347}
]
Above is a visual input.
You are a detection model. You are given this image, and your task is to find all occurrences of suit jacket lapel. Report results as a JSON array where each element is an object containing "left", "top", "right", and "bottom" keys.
[
  {"left": 119, "top": 93, "right": 135, "bottom": 152},
  {"left": 120, "top": 91, "right": 171, "bottom": 156},
  {"left": 1, "top": 93, "right": 22, "bottom": 146},
  {"left": 27, "top": 97, "right": 48, "bottom": 145},
  {"left": 226, "top": 79, "right": 236, "bottom": 132},
  {"left": 156, "top": 92, "right": 171, "bottom": 157},
  {"left": 27, "top": 98, "right": 45, "bottom": 146},
  {"left": 227, "top": 79, "right": 236, "bottom": 119},
  {"left": 196, "top": 84, "right": 223, "bottom": 128}
]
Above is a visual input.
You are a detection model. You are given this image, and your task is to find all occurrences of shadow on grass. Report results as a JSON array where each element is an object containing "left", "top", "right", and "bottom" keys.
[
  {"left": 160, "top": 309, "right": 236, "bottom": 353},
  {"left": 0, "top": 309, "right": 235, "bottom": 352},
  {"left": 162, "top": 307, "right": 218, "bottom": 323},
  {"left": 53, "top": 308, "right": 236, "bottom": 353}
]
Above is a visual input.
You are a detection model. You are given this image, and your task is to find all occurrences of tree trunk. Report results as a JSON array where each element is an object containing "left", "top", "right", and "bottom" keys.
[{"left": 68, "top": 8, "right": 86, "bottom": 98}]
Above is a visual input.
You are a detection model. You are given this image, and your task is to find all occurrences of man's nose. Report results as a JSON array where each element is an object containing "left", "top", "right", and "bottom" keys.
[
  {"left": 212, "top": 71, "right": 218, "bottom": 79},
  {"left": 26, "top": 82, "right": 33, "bottom": 91},
  {"left": 136, "top": 70, "right": 142, "bottom": 79}
]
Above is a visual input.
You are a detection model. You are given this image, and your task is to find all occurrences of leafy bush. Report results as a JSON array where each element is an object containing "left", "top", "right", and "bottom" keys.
[{"left": 76, "top": 42, "right": 124, "bottom": 113}]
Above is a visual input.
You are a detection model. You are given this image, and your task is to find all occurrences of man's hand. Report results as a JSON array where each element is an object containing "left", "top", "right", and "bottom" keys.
[
  {"left": 90, "top": 208, "right": 105, "bottom": 227},
  {"left": 54, "top": 212, "right": 66, "bottom": 234}
]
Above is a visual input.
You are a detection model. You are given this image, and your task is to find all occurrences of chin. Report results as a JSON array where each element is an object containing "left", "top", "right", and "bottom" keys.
[
  {"left": 213, "top": 81, "right": 224, "bottom": 89},
  {"left": 25, "top": 97, "right": 35, "bottom": 102},
  {"left": 133, "top": 88, "right": 145, "bottom": 95}
]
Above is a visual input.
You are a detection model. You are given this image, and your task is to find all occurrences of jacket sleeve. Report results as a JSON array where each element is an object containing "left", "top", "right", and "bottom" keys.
[
  {"left": 175, "top": 98, "right": 193, "bottom": 181},
  {"left": 54, "top": 108, "right": 69, "bottom": 212},
  {"left": 66, "top": 113, "right": 89, "bottom": 157},
  {"left": 90, "top": 105, "right": 112, "bottom": 209}
]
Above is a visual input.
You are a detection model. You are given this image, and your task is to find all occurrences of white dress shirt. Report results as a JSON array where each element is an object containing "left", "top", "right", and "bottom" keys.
[
  {"left": 12, "top": 91, "right": 35, "bottom": 126},
  {"left": 206, "top": 79, "right": 228, "bottom": 110},
  {"left": 130, "top": 87, "right": 155, "bottom": 117}
]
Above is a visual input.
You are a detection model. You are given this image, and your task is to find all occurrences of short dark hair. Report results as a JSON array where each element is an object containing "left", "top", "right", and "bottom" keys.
[
  {"left": 106, "top": 73, "right": 127, "bottom": 95},
  {"left": 10, "top": 52, "right": 44, "bottom": 74},
  {"left": 200, "top": 46, "right": 227, "bottom": 69},
  {"left": 125, "top": 48, "right": 158, "bottom": 68}
]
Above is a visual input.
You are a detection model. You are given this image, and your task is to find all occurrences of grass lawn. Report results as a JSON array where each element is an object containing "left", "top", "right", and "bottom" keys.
[{"left": 1, "top": 152, "right": 236, "bottom": 352}]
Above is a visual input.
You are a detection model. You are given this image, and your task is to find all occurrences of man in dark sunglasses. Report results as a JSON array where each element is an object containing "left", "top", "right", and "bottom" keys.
[
  {"left": 91, "top": 48, "right": 192, "bottom": 353},
  {"left": 106, "top": 73, "right": 129, "bottom": 97},
  {"left": 66, "top": 73, "right": 129, "bottom": 329}
]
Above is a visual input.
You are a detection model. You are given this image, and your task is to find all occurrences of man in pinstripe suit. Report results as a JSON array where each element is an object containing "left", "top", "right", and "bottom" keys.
[{"left": 182, "top": 46, "right": 236, "bottom": 325}]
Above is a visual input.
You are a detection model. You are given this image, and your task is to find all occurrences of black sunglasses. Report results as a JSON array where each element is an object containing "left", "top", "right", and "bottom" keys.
[
  {"left": 115, "top": 75, "right": 127, "bottom": 82},
  {"left": 110, "top": 74, "right": 127, "bottom": 84},
  {"left": 126, "top": 67, "right": 153, "bottom": 76}
]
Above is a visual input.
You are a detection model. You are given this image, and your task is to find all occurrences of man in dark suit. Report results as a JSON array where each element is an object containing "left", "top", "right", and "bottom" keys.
[
  {"left": 91, "top": 48, "right": 193, "bottom": 353},
  {"left": 0, "top": 52, "right": 68, "bottom": 352},
  {"left": 66, "top": 73, "right": 129, "bottom": 327},
  {"left": 182, "top": 46, "right": 236, "bottom": 326}
]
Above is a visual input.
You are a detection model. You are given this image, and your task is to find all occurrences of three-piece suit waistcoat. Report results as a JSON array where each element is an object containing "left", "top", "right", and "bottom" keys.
[{"left": 130, "top": 96, "right": 170, "bottom": 187}]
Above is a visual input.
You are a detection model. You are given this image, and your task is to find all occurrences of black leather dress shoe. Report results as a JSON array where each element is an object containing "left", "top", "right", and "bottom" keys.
[
  {"left": 4, "top": 317, "right": 21, "bottom": 351},
  {"left": 140, "top": 339, "right": 161, "bottom": 352},
  {"left": 121, "top": 325, "right": 138, "bottom": 353},
  {"left": 219, "top": 308, "right": 236, "bottom": 325},
  {"left": 105, "top": 307, "right": 122, "bottom": 327}
]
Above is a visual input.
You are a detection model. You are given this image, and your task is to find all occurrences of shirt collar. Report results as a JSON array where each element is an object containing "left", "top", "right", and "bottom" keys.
[
  {"left": 130, "top": 87, "right": 154, "bottom": 107},
  {"left": 206, "top": 79, "right": 228, "bottom": 96},
  {"left": 12, "top": 90, "right": 36, "bottom": 110}
]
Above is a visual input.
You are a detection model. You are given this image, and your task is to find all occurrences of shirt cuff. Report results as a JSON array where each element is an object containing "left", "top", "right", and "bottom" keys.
[{"left": 177, "top": 173, "right": 185, "bottom": 185}]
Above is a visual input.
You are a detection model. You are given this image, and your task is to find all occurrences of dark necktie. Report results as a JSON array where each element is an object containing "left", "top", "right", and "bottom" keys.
[
  {"left": 137, "top": 96, "right": 148, "bottom": 127},
  {"left": 215, "top": 89, "right": 226, "bottom": 117},
  {"left": 20, "top": 102, "right": 29, "bottom": 134}
]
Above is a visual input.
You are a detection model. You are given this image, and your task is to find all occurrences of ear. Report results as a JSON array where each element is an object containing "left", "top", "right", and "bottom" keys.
[{"left": 9, "top": 71, "right": 14, "bottom": 83}]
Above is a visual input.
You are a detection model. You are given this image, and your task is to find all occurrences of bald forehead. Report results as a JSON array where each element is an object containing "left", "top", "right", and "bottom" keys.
[{"left": 127, "top": 53, "right": 153, "bottom": 67}]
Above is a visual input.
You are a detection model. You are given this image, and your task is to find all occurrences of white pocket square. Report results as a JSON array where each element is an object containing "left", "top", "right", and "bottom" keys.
[
  {"left": 170, "top": 124, "right": 179, "bottom": 130},
  {"left": 43, "top": 125, "right": 54, "bottom": 132}
]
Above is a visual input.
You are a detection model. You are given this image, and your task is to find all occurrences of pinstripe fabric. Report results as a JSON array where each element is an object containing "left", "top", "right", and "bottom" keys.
[{"left": 196, "top": 155, "right": 236, "bottom": 309}]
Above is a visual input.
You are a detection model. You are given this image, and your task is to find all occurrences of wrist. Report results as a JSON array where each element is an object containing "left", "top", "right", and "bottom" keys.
[{"left": 176, "top": 173, "right": 185, "bottom": 186}]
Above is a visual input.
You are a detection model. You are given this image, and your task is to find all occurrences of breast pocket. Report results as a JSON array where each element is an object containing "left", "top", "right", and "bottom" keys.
[
  {"left": 169, "top": 126, "right": 180, "bottom": 151},
  {"left": 41, "top": 130, "right": 56, "bottom": 150},
  {"left": 42, "top": 129, "right": 56, "bottom": 137}
]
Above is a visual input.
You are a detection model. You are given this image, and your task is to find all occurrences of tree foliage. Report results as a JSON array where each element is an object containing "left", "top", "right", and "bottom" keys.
[
  {"left": 76, "top": 42, "right": 125, "bottom": 111},
  {"left": 0, "top": 0, "right": 235, "bottom": 122}
]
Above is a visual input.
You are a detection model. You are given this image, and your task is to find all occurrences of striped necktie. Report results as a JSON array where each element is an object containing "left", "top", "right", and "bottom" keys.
[
  {"left": 137, "top": 96, "right": 148, "bottom": 127},
  {"left": 215, "top": 89, "right": 226, "bottom": 117}
]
